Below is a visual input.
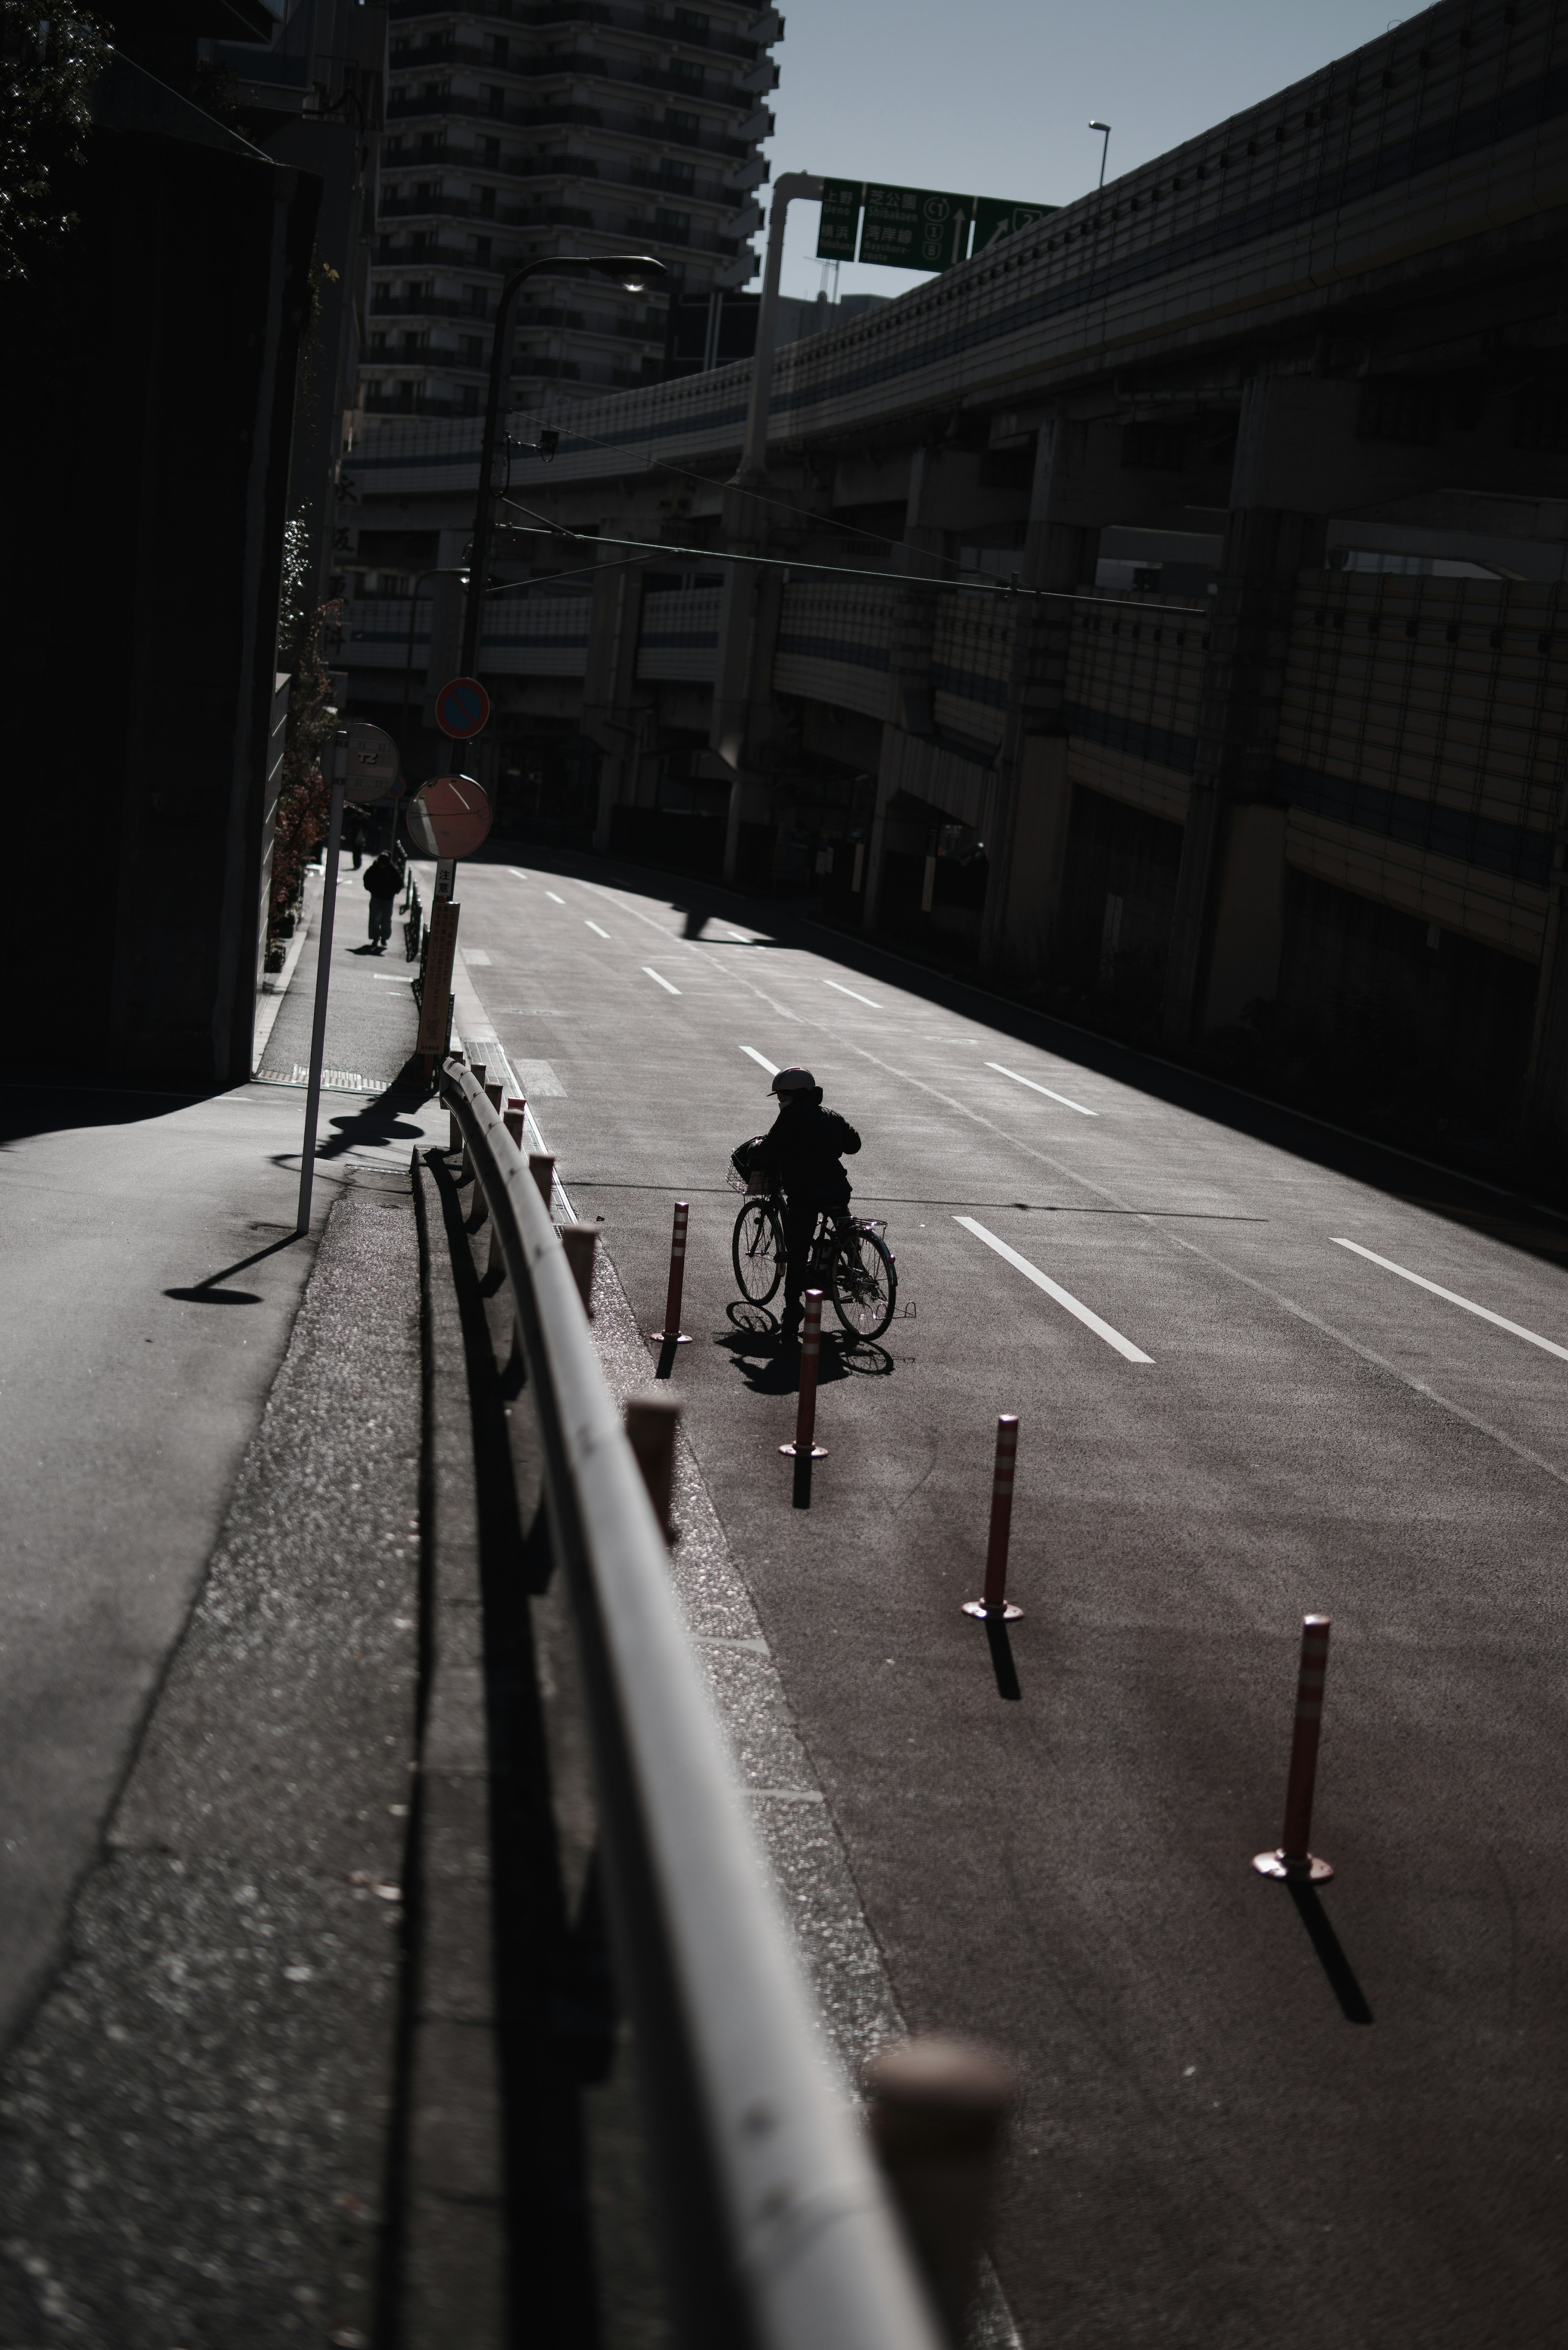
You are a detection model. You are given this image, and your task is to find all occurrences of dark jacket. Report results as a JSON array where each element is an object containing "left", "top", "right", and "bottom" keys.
[
  {"left": 363, "top": 854, "right": 402, "bottom": 901},
  {"left": 748, "top": 1095, "right": 861, "bottom": 1206}
]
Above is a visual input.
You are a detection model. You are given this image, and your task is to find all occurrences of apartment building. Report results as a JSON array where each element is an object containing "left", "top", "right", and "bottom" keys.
[{"left": 362, "top": 0, "right": 780, "bottom": 418}]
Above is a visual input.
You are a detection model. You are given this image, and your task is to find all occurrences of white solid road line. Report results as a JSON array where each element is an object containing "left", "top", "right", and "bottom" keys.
[
  {"left": 741, "top": 1045, "right": 780, "bottom": 1075},
  {"left": 546, "top": 890, "right": 565, "bottom": 904},
  {"left": 956, "top": 1217, "right": 1153, "bottom": 1362},
  {"left": 1330, "top": 1236, "right": 1568, "bottom": 1362},
  {"left": 823, "top": 978, "right": 880, "bottom": 1008},
  {"left": 585, "top": 920, "right": 611, "bottom": 939},
  {"left": 643, "top": 966, "right": 682, "bottom": 995},
  {"left": 986, "top": 1062, "right": 1097, "bottom": 1116}
]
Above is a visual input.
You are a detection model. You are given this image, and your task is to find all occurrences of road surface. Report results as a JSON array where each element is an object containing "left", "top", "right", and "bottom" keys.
[{"left": 444, "top": 847, "right": 1568, "bottom": 2350}]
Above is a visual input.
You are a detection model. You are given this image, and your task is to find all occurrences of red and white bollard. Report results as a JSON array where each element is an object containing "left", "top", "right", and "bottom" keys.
[
  {"left": 963, "top": 1416, "right": 1022, "bottom": 1621},
  {"left": 654, "top": 1199, "right": 692, "bottom": 1345},
  {"left": 1253, "top": 1614, "right": 1334, "bottom": 1882},
  {"left": 779, "top": 1290, "right": 828, "bottom": 1461}
]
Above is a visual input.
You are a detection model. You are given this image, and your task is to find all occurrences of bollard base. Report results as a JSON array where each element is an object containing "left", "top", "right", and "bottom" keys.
[
  {"left": 963, "top": 1599, "right": 1023, "bottom": 1621},
  {"left": 779, "top": 1441, "right": 828, "bottom": 1459},
  {"left": 652, "top": 1331, "right": 691, "bottom": 1344},
  {"left": 1252, "top": 1849, "right": 1333, "bottom": 1883}
]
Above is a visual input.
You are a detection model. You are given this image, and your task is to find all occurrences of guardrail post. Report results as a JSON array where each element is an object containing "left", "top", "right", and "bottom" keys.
[
  {"left": 1253, "top": 1614, "right": 1334, "bottom": 1883},
  {"left": 561, "top": 1222, "right": 599, "bottom": 1315},
  {"left": 624, "top": 1391, "right": 679, "bottom": 1538},
  {"left": 529, "top": 1151, "right": 555, "bottom": 1215},
  {"left": 504, "top": 1096, "right": 526, "bottom": 1148},
  {"left": 864, "top": 2036, "right": 1016, "bottom": 2348},
  {"left": 459, "top": 1060, "right": 484, "bottom": 1183},
  {"left": 471, "top": 1082, "right": 503, "bottom": 1229},
  {"left": 654, "top": 1200, "right": 692, "bottom": 1344}
]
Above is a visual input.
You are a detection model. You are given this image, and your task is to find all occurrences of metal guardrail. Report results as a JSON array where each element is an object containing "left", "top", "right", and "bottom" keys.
[{"left": 439, "top": 1059, "right": 944, "bottom": 2350}]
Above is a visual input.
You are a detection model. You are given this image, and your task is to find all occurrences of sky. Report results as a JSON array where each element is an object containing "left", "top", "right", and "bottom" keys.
[{"left": 761, "top": 0, "right": 1422, "bottom": 303}]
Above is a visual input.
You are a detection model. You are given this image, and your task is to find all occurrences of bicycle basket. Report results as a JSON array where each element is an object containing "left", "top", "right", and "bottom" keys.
[{"left": 726, "top": 1164, "right": 748, "bottom": 1193}]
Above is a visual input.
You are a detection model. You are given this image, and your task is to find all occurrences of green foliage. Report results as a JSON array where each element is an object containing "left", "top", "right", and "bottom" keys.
[
  {"left": 269, "top": 597, "right": 344, "bottom": 938},
  {"left": 0, "top": 2, "right": 109, "bottom": 283}
]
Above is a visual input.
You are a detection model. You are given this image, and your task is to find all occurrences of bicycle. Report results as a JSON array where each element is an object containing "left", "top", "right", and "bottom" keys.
[{"left": 728, "top": 1148, "right": 898, "bottom": 1341}]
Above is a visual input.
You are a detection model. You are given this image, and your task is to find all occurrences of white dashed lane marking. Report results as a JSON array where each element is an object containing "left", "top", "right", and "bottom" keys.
[
  {"left": 545, "top": 890, "right": 565, "bottom": 904},
  {"left": 956, "top": 1218, "right": 1153, "bottom": 1363},
  {"left": 1330, "top": 1237, "right": 1568, "bottom": 1362},
  {"left": 585, "top": 920, "right": 611, "bottom": 939},
  {"left": 823, "top": 978, "right": 880, "bottom": 1008},
  {"left": 741, "top": 1045, "right": 780, "bottom": 1076},
  {"left": 643, "top": 967, "right": 682, "bottom": 995},
  {"left": 985, "top": 1063, "right": 1097, "bottom": 1117}
]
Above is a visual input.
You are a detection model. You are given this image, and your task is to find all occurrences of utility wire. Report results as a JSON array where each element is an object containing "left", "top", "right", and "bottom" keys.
[
  {"left": 502, "top": 401, "right": 1002, "bottom": 585},
  {"left": 497, "top": 502, "right": 1206, "bottom": 616}
]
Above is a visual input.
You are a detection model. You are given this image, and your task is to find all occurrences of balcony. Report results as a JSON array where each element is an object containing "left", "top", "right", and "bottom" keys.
[{"left": 386, "top": 0, "right": 772, "bottom": 65}]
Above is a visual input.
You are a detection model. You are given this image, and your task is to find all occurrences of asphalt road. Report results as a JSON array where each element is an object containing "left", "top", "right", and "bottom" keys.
[{"left": 443, "top": 847, "right": 1568, "bottom": 2350}]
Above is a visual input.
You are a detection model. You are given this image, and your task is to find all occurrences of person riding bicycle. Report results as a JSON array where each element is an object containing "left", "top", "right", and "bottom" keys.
[{"left": 733, "top": 1067, "right": 861, "bottom": 1344}]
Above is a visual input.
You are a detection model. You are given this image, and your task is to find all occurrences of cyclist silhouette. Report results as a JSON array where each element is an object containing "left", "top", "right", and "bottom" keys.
[{"left": 733, "top": 1067, "right": 861, "bottom": 1343}]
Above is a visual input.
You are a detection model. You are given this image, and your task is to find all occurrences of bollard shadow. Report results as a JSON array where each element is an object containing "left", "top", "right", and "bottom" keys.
[
  {"left": 791, "top": 1449, "right": 814, "bottom": 1509},
  {"left": 984, "top": 1618, "right": 1022, "bottom": 1701},
  {"left": 654, "top": 1335, "right": 682, "bottom": 1380},
  {"left": 1286, "top": 1882, "right": 1374, "bottom": 2024}
]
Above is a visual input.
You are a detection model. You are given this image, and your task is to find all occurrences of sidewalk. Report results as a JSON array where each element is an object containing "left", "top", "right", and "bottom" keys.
[{"left": 0, "top": 859, "right": 444, "bottom": 2057}]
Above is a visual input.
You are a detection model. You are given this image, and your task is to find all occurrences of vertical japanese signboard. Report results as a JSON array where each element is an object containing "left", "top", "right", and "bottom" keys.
[
  {"left": 970, "top": 198, "right": 1059, "bottom": 257},
  {"left": 860, "top": 183, "right": 971, "bottom": 272},
  {"left": 815, "top": 178, "right": 862, "bottom": 261}
]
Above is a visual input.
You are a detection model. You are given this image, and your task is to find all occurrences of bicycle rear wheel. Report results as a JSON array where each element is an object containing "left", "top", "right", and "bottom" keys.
[
  {"left": 732, "top": 1200, "right": 785, "bottom": 1304},
  {"left": 830, "top": 1226, "right": 897, "bottom": 1340}
]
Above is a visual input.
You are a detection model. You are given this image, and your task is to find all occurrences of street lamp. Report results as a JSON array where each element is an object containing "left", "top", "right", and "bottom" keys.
[
  {"left": 457, "top": 252, "right": 669, "bottom": 681},
  {"left": 1089, "top": 121, "right": 1112, "bottom": 190}
]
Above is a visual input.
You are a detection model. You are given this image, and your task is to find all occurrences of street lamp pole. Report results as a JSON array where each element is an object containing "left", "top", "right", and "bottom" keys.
[
  {"left": 457, "top": 250, "right": 669, "bottom": 685},
  {"left": 1089, "top": 121, "right": 1112, "bottom": 190}
]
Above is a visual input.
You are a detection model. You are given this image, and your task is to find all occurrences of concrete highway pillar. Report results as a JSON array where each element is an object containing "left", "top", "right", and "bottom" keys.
[
  {"left": 1165, "top": 381, "right": 1325, "bottom": 1042},
  {"left": 583, "top": 521, "right": 648, "bottom": 855},
  {"left": 863, "top": 451, "right": 948, "bottom": 934},
  {"left": 712, "top": 480, "right": 780, "bottom": 887},
  {"left": 980, "top": 419, "right": 1097, "bottom": 980}
]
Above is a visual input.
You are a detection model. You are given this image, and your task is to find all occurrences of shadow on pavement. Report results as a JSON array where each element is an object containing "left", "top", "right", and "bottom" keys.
[
  {"left": 984, "top": 1618, "right": 1022, "bottom": 1701},
  {"left": 1286, "top": 1882, "right": 1375, "bottom": 2024},
  {"left": 314, "top": 1054, "right": 432, "bottom": 1162},
  {"left": 0, "top": 1076, "right": 220, "bottom": 1148},
  {"left": 163, "top": 1232, "right": 305, "bottom": 1308}
]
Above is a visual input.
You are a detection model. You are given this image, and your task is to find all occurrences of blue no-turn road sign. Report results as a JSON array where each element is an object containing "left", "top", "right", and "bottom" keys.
[{"left": 435, "top": 676, "right": 490, "bottom": 740}]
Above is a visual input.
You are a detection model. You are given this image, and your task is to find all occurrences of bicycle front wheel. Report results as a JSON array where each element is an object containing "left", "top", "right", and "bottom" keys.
[
  {"left": 830, "top": 1226, "right": 897, "bottom": 1340},
  {"left": 732, "top": 1200, "right": 785, "bottom": 1304}
]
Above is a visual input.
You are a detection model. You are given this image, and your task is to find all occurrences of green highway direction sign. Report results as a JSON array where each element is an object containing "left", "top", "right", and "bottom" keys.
[
  {"left": 815, "top": 182, "right": 1058, "bottom": 270},
  {"left": 816, "top": 178, "right": 862, "bottom": 261},
  {"left": 971, "top": 196, "right": 1059, "bottom": 255},
  {"left": 862, "top": 183, "right": 971, "bottom": 271}
]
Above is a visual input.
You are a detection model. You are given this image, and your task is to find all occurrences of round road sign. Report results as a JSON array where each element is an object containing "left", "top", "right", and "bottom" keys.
[
  {"left": 339, "top": 720, "right": 402, "bottom": 803},
  {"left": 435, "top": 676, "right": 490, "bottom": 740},
  {"left": 405, "top": 774, "right": 493, "bottom": 861}
]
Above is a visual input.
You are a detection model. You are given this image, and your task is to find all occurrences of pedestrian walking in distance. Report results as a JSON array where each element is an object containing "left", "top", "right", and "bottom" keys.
[
  {"left": 347, "top": 810, "right": 368, "bottom": 870},
  {"left": 363, "top": 850, "right": 402, "bottom": 952}
]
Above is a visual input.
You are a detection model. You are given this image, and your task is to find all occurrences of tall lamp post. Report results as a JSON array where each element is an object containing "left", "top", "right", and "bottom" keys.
[
  {"left": 1089, "top": 121, "right": 1112, "bottom": 189},
  {"left": 456, "top": 251, "right": 669, "bottom": 684}
]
